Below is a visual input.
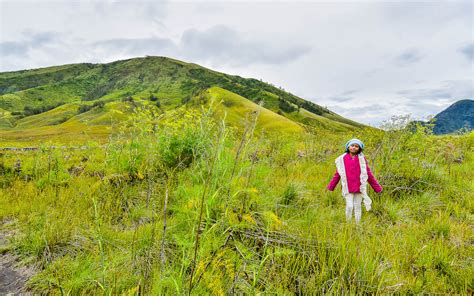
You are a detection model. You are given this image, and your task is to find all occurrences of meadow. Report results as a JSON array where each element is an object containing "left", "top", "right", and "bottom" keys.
[{"left": 0, "top": 103, "right": 473, "bottom": 294}]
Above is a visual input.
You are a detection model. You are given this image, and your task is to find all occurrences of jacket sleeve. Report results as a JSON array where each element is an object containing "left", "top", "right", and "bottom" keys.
[
  {"left": 327, "top": 171, "right": 341, "bottom": 191},
  {"left": 365, "top": 157, "right": 383, "bottom": 193}
]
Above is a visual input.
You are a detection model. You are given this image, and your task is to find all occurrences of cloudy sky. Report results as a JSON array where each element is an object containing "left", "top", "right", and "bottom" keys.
[{"left": 0, "top": 0, "right": 472, "bottom": 126}]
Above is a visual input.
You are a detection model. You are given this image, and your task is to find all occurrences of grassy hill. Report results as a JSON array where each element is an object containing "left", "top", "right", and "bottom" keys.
[
  {"left": 0, "top": 56, "right": 365, "bottom": 144},
  {"left": 205, "top": 87, "right": 305, "bottom": 134},
  {"left": 0, "top": 57, "right": 472, "bottom": 295}
]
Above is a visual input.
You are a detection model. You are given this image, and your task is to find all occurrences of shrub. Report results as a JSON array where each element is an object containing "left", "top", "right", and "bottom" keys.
[
  {"left": 23, "top": 103, "right": 61, "bottom": 116},
  {"left": 181, "top": 96, "right": 191, "bottom": 105},
  {"left": 155, "top": 115, "right": 212, "bottom": 170},
  {"left": 78, "top": 101, "right": 105, "bottom": 114},
  {"left": 278, "top": 98, "right": 297, "bottom": 113},
  {"left": 122, "top": 96, "right": 134, "bottom": 102}
]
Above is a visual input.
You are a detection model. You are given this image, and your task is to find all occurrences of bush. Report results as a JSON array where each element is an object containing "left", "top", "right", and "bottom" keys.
[
  {"left": 78, "top": 101, "right": 105, "bottom": 114},
  {"left": 181, "top": 96, "right": 191, "bottom": 105},
  {"left": 93, "top": 101, "right": 105, "bottom": 108},
  {"left": 300, "top": 101, "right": 323, "bottom": 115},
  {"left": 155, "top": 115, "right": 212, "bottom": 170},
  {"left": 23, "top": 103, "right": 61, "bottom": 116},
  {"left": 278, "top": 98, "right": 297, "bottom": 113},
  {"left": 122, "top": 96, "right": 134, "bottom": 102}
]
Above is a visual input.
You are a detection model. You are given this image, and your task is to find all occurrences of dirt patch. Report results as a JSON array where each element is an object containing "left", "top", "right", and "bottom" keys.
[{"left": 0, "top": 226, "right": 36, "bottom": 295}]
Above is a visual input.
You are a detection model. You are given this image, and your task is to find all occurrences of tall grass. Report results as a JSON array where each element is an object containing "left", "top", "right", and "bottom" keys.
[{"left": 0, "top": 108, "right": 473, "bottom": 294}]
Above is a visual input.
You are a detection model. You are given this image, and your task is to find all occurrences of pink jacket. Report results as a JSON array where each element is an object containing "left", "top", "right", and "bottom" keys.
[{"left": 327, "top": 154, "right": 383, "bottom": 193}]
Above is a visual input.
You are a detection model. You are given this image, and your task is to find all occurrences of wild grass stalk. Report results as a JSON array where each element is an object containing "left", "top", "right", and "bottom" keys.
[
  {"left": 188, "top": 118, "right": 226, "bottom": 294},
  {"left": 0, "top": 109, "right": 472, "bottom": 294}
]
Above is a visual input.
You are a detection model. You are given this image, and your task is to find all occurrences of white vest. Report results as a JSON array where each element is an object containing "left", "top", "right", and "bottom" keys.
[{"left": 335, "top": 152, "right": 372, "bottom": 211}]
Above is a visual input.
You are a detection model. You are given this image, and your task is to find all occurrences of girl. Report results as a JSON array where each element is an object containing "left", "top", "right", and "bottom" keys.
[{"left": 327, "top": 138, "right": 382, "bottom": 223}]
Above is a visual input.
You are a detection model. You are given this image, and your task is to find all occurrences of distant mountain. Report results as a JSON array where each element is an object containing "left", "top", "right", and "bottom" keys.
[
  {"left": 432, "top": 99, "right": 473, "bottom": 134},
  {"left": 0, "top": 56, "right": 366, "bottom": 142}
]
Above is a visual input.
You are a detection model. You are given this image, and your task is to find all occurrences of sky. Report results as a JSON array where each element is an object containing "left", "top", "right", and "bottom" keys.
[{"left": 0, "top": 0, "right": 472, "bottom": 126}]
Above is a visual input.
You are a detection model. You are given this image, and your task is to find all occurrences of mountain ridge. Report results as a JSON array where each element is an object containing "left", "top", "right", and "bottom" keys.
[
  {"left": 432, "top": 99, "right": 473, "bottom": 134},
  {"left": 0, "top": 56, "right": 367, "bottom": 142}
]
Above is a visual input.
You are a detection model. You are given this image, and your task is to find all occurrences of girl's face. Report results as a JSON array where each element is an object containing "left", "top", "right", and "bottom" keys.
[{"left": 349, "top": 144, "right": 360, "bottom": 154}]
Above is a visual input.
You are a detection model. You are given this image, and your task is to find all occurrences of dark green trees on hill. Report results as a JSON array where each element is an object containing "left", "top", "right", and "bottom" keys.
[{"left": 432, "top": 99, "right": 473, "bottom": 134}]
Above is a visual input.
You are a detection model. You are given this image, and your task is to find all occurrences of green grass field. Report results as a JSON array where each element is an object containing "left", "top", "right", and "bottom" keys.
[
  {"left": 0, "top": 104, "right": 472, "bottom": 294},
  {"left": 0, "top": 57, "right": 472, "bottom": 294}
]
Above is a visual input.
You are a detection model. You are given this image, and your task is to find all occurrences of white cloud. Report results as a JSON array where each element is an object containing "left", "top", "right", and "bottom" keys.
[{"left": 179, "top": 25, "right": 312, "bottom": 66}]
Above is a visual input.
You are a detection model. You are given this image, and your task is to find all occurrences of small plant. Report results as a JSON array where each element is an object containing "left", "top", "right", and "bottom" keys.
[{"left": 281, "top": 183, "right": 298, "bottom": 205}]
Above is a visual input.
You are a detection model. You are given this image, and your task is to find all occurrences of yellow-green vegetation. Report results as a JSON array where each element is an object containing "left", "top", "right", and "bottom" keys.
[
  {"left": 0, "top": 107, "right": 13, "bottom": 128},
  {"left": 0, "top": 57, "right": 472, "bottom": 294},
  {"left": 0, "top": 123, "right": 110, "bottom": 146},
  {"left": 287, "top": 107, "right": 359, "bottom": 132},
  {"left": 0, "top": 56, "right": 364, "bottom": 140},
  {"left": 0, "top": 105, "right": 472, "bottom": 294},
  {"left": 14, "top": 103, "right": 81, "bottom": 129},
  {"left": 0, "top": 92, "right": 306, "bottom": 145},
  {"left": 205, "top": 86, "right": 305, "bottom": 134}
]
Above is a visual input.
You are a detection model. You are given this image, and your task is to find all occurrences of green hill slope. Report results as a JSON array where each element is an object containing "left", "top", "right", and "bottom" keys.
[
  {"left": 0, "top": 56, "right": 367, "bottom": 142},
  {"left": 205, "top": 87, "right": 305, "bottom": 134}
]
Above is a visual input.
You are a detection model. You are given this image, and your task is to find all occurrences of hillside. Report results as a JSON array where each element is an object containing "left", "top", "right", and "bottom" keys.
[
  {"left": 0, "top": 56, "right": 365, "bottom": 143},
  {"left": 432, "top": 99, "right": 473, "bottom": 134}
]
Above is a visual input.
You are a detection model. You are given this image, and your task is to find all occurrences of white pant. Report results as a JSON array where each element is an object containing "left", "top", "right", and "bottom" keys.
[{"left": 344, "top": 193, "right": 364, "bottom": 223}]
